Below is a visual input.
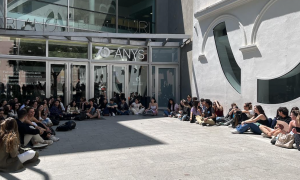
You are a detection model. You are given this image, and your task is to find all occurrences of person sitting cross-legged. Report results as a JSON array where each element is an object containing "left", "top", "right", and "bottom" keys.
[
  {"left": 86, "top": 99, "right": 100, "bottom": 119},
  {"left": 130, "top": 99, "right": 145, "bottom": 115},
  {"left": 117, "top": 98, "right": 130, "bottom": 115},
  {"left": 107, "top": 99, "right": 118, "bottom": 116},
  {"left": 196, "top": 99, "right": 216, "bottom": 126},
  {"left": 231, "top": 105, "right": 268, "bottom": 134}
]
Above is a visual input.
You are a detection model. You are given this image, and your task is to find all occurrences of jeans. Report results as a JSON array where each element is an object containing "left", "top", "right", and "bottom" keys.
[
  {"left": 236, "top": 123, "right": 262, "bottom": 134},
  {"left": 164, "top": 110, "right": 171, "bottom": 116},
  {"left": 216, "top": 116, "right": 225, "bottom": 122},
  {"left": 117, "top": 110, "right": 130, "bottom": 115},
  {"left": 108, "top": 107, "right": 117, "bottom": 115}
]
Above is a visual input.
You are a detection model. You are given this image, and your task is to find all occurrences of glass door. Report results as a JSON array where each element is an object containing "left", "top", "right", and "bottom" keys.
[
  {"left": 92, "top": 65, "right": 108, "bottom": 103},
  {"left": 49, "top": 62, "right": 87, "bottom": 106},
  {"left": 112, "top": 65, "right": 128, "bottom": 104},
  {"left": 154, "top": 66, "right": 179, "bottom": 109}
]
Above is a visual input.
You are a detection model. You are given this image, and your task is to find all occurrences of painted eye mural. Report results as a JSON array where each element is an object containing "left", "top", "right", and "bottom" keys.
[
  {"left": 258, "top": 63, "right": 300, "bottom": 104},
  {"left": 213, "top": 22, "right": 241, "bottom": 94}
]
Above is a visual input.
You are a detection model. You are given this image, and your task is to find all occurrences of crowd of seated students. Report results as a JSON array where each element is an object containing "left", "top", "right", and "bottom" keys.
[{"left": 163, "top": 95, "right": 300, "bottom": 151}]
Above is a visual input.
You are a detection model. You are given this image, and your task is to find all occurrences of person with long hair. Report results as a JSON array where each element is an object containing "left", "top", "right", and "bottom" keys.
[
  {"left": 164, "top": 98, "right": 179, "bottom": 117},
  {"left": 35, "top": 104, "right": 53, "bottom": 127},
  {"left": 232, "top": 105, "right": 268, "bottom": 134},
  {"left": 9, "top": 103, "right": 20, "bottom": 119},
  {"left": 196, "top": 99, "right": 216, "bottom": 126},
  {"left": 130, "top": 98, "right": 145, "bottom": 115},
  {"left": 290, "top": 110, "right": 300, "bottom": 150},
  {"left": 66, "top": 100, "right": 80, "bottom": 117},
  {"left": 213, "top": 100, "right": 224, "bottom": 123},
  {"left": 144, "top": 97, "right": 158, "bottom": 116},
  {"left": 50, "top": 100, "right": 64, "bottom": 120},
  {"left": 0, "top": 118, "right": 39, "bottom": 172},
  {"left": 189, "top": 101, "right": 201, "bottom": 123}
]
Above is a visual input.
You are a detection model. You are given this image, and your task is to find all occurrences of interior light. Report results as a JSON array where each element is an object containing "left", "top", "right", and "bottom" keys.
[{"left": 150, "top": 13, "right": 152, "bottom": 15}]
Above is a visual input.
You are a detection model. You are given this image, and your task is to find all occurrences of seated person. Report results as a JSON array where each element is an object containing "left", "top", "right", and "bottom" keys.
[
  {"left": 196, "top": 99, "right": 216, "bottom": 126},
  {"left": 231, "top": 105, "right": 268, "bottom": 134},
  {"left": 179, "top": 100, "right": 191, "bottom": 121},
  {"left": 164, "top": 98, "right": 179, "bottom": 117},
  {"left": 57, "top": 97, "right": 65, "bottom": 112},
  {"left": 9, "top": 103, "right": 19, "bottom": 119},
  {"left": 50, "top": 100, "right": 64, "bottom": 120},
  {"left": 66, "top": 100, "right": 80, "bottom": 119},
  {"left": 260, "top": 107, "right": 291, "bottom": 138},
  {"left": 227, "top": 102, "right": 254, "bottom": 127},
  {"left": 117, "top": 98, "right": 130, "bottom": 115},
  {"left": 187, "top": 95, "right": 193, "bottom": 107},
  {"left": 35, "top": 104, "right": 53, "bottom": 127},
  {"left": 130, "top": 99, "right": 145, "bottom": 115},
  {"left": 214, "top": 101, "right": 224, "bottom": 123},
  {"left": 0, "top": 108, "right": 5, "bottom": 124},
  {"left": 289, "top": 110, "right": 300, "bottom": 150},
  {"left": 189, "top": 101, "right": 201, "bottom": 123},
  {"left": 0, "top": 118, "right": 39, "bottom": 172},
  {"left": 176, "top": 99, "right": 185, "bottom": 118},
  {"left": 99, "top": 99, "right": 109, "bottom": 116},
  {"left": 20, "top": 99, "right": 30, "bottom": 110},
  {"left": 27, "top": 107, "right": 59, "bottom": 142},
  {"left": 16, "top": 110, "right": 51, "bottom": 148},
  {"left": 221, "top": 103, "right": 238, "bottom": 126},
  {"left": 145, "top": 98, "right": 158, "bottom": 116},
  {"left": 107, "top": 99, "right": 118, "bottom": 116},
  {"left": 86, "top": 99, "right": 100, "bottom": 119},
  {"left": 80, "top": 97, "right": 87, "bottom": 111}
]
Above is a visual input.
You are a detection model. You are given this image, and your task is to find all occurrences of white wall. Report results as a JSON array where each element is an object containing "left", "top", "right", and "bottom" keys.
[{"left": 193, "top": 0, "right": 300, "bottom": 117}]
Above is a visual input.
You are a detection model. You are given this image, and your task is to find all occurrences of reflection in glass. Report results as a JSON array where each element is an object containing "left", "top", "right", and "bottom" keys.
[
  {"left": 0, "top": 37, "right": 46, "bottom": 56},
  {"left": 258, "top": 63, "right": 300, "bottom": 104},
  {"left": 7, "top": 0, "right": 67, "bottom": 32},
  {"left": 94, "top": 66, "right": 107, "bottom": 99},
  {"left": 71, "top": 65, "right": 86, "bottom": 103},
  {"left": 92, "top": 44, "right": 147, "bottom": 62},
  {"left": 128, "top": 65, "right": 148, "bottom": 106},
  {"left": 118, "top": 0, "right": 155, "bottom": 33},
  {"left": 158, "top": 68, "right": 176, "bottom": 107},
  {"left": 51, "top": 64, "right": 65, "bottom": 104},
  {"left": 70, "top": 0, "right": 116, "bottom": 14},
  {"left": 112, "top": 66, "right": 125, "bottom": 104},
  {"left": 0, "top": 0, "right": 4, "bottom": 28},
  {"left": 152, "top": 48, "right": 179, "bottom": 62},
  {"left": 152, "top": 66, "right": 155, "bottom": 98},
  {"left": 48, "top": 41, "right": 88, "bottom": 59},
  {"left": 0, "top": 60, "right": 46, "bottom": 102},
  {"left": 213, "top": 22, "right": 241, "bottom": 93}
]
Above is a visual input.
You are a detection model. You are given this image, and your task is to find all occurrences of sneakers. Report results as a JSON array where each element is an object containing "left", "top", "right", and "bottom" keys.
[
  {"left": 195, "top": 121, "right": 199, "bottom": 124},
  {"left": 112, "top": 113, "right": 115, "bottom": 117},
  {"left": 261, "top": 133, "right": 269, "bottom": 138},
  {"left": 293, "top": 143, "right": 297, "bottom": 149},
  {"left": 50, "top": 135, "right": 60, "bottom": 142},
  {"left": 33, "top": 143, "right": 48, "bottom": 149},
  {"left": 24, "top": 151, "right": 39, "bottom": 164},
  {"left": 270, "top": 136, "right": 277, "bottom": 145},
  {"left": 231, "top": 129, "right": 240, "bottom": 134},
  {"left": 202, "top": 123, "right": 207, "bottom": 126},
  {"left": 42, "top": 140, "right": 53, "bottom": 145}
]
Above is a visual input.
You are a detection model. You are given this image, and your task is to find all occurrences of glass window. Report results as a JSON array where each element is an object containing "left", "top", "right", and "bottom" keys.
[
  {"left": 70, "top": 0, "right": 116, "bottom": 14},
  {"left": 94, "top": 66, "right": 107, "bottom": 99},
  {"left": 213, "top": 22, "right": 241, "bottom": 93},
  {"left": 0, "top": 36, "right": 46, "bottom": 56},
  {"left": 112, "top": 65, "right": 126, "bottom": 104},
  {"left": 152, "top": 48, "right": 179, "bottom": 62},
  {"left": 7, "top": 0, "right": 68, "bottom": 32},
  {"left": 0, "top": 59, "right": 46, "bottom": 102},
  {"left": 152, "top": 66, "right": 155, "bottom": 98},
  {"left": 69, "top": 7, "right": 116, "bottom": 33},
  {"left": 48, "top": 40, "right": 88, "bottom": 59},
  {"left": 118, "top": 0, "right": 155, "bottom": 33},
  {"left": 258, "top": 64, "right": 300, "bottom": 104},
  {"left": 0, "top": 0, "right": 4, "bottom": 29},
  {"left": 128, "top": 65, "right": 148, "bottom": 105},
  {"left": 92, "top": 44, "right": 147, "bottom": 62}
]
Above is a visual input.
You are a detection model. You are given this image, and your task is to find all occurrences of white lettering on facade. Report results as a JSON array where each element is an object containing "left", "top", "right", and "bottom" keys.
[{"left": 95, "top": 46, "right": 144, "bottom": 60}]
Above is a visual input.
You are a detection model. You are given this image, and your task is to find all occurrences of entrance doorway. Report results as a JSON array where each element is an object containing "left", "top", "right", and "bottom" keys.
[{"left": 48, "top": 62, "right": 88, "bottom": 105}]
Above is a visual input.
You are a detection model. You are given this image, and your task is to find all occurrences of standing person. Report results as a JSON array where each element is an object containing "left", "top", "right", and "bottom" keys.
[
  {"left": 0, "top": 118, "right": 39, "bottom": 172},
  {"left": 117, "top": 98, "right": 130, "bottom": 115},
  {"left": 130, "top": 99, "right": 145, "bottom": 115},
  {"left": 107, "top": 99, "right": 117, "bottom": 116},
  {"left": 164, "top": 98, "right": 179, "bottom": 117},
  {"left": 145, "top": 97, "right": 158, "bottom": 116},
  {"left": 231, "top": 105, "right": 268, "bottom": 134},
  {"left": 189, "top": 101, "right": 201, "bottom": 123}
]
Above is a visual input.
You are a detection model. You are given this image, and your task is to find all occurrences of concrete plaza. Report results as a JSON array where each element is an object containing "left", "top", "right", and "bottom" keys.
[{"left": 1, "top": 114, "right": 300, "bottom": 180}]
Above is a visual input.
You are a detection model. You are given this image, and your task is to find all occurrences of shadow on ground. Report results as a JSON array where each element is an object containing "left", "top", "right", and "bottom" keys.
[{"left": 37, "top": 113, "right": 166, "bottom": 156}]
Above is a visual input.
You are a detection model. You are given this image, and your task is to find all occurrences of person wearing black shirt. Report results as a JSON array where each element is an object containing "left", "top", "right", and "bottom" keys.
[
  {"left": 260, "top": 107, "right": 291, "bottom": 138},
  {"left": 196, "top": 99, "right": 216, "bottom": 126},
  {"left": 117, "top": 98, "right": 130, "bottom": 115},
  {"left": 16, "top": 110, "right": 49, "bottom": 148}
]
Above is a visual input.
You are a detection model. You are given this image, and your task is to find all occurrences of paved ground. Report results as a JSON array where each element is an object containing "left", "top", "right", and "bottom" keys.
[{"left": 1, "top": 114, "right": 300, "bottom": 180}]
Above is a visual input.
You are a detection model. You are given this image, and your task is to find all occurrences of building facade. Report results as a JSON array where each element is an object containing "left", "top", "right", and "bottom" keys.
[
  {"left": 193, "top": 0, "right": 300, "bottom": 115},
  {"left": 0, "top": 0, "right": 192, "bottom": 108}
]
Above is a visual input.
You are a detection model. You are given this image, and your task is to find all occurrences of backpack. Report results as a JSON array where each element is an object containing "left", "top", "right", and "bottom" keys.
[
  {"left": 56, "top": 121, "right": 76, "bottom": 131},
  {"left": 74, "top": 112, "right": 87, "bottom": 121}
]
